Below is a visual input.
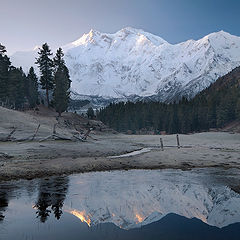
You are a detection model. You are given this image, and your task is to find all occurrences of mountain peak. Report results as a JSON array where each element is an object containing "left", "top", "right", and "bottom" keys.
[
  {"left": 114, "top": 27, "right": 167, "bottom": 46},
  {"left": 204, "top": 30, "right": 237, "bottom": 41},
  {"left": 68, "top": 27, "right": 168, "bottom": 49},
  {"left": 118, "top": 27, "right": 144, "bottom": 34},
  {"left": 88, "top": 28, "right": 100, "bottom": 36},
  {"left": 212, "top": 30, "right": 231, "bottom": 35},
  {"left": 10, "top": 28, "right": 240, "bottom": 102},
  {"left": 198, "top": 30, "right": 240, "bottom": 53},
  {"left": 69, "top": 29, "right": 101, "bottom": 47}
]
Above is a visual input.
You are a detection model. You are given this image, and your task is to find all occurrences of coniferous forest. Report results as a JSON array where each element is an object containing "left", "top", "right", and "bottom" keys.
[
  {"left": 0, "top": 43, "right": 71, "bottom": 115},
  {"left": 1, "top": 41, "right": 240, "bottom": 133},
  {"left": 97, "top": 67, "right": 240, "bottom": 134},
  {"left": 0, "top": 43, "right": 38, "bottom": 109}
]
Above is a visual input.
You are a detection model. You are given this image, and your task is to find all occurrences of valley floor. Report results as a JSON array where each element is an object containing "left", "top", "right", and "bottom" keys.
[{"left": 1, "top": 132, "right": 240, "bottom": 188}]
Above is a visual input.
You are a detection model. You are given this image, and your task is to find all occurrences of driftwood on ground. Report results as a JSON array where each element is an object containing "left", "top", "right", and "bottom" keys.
[
  {"left": 0, "top": 128, "right": 16, "bottom": 142},
  {"left": 0, "top": 152, "right": 13, "bottom": 159},
  {"left": 39, "top": 123, "right": 73, "bottom": 142},
  {"left": 0, "top": 124, "right": 41, "bottom": 142},
  {"left": 38, "top": 124, "right": 92, "bottom": 142},
  {"left": 39, "top": 134, "right": 73, "bottom": 142},
  {"left": 72, "top": 127, "right": 93, "bottom": 142},
  {"left": 82, "top": 128, "right": 92, "bottom": 140},
  {"left": 17, "top": 124, "right": 41, "bottom": 142},
  {"left": 0, "top": 124, "right": 93, "bottom": 143}
]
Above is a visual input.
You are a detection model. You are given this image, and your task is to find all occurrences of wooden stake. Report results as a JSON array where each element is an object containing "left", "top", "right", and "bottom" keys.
[
  {"left": 160, "top": 138, "right": 164, "bottom": 151},
  {"left": 176, "top": 134, "right": 180, "bottom": 149}
]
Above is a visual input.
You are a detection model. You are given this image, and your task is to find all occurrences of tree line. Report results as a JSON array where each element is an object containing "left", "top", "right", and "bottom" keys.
[
  {"left": 97, "top": 66, "right": 240, "bottom": 134},
  {"left": 0, "top": 43, "right": 71, "bottom": 116}
]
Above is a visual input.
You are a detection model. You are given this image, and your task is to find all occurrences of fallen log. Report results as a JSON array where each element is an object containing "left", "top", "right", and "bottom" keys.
[
  {"left": 6, "top": 128, "right": 16, "bottom": 140},
  {"left": 72, "top": 127, "right": 93, "bottom": 142},
  {"left": 0, "top": 128, "right": 16, "bottom": 142},
  {"left": 0, "top": 152, "right": 13, "bottom": 159},
  {"left": 39, "top": 124, "right": 74, "bottom": 142},
  {"left": 82, "top": 128, "right": 93, "bottom": 140},
  {"left": 39, "top": 134, "right": 73, "bottom": 142},
  {"left": 16, "top": 124, "right": 41, "bottom": 142},
  {"left": 72, "top": 135, "right": 85, "bottom": 142}
]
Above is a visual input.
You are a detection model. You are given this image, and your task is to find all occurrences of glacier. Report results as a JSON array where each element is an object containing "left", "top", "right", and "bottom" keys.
[{"left": 11, "top": 27, "right": 240, "bottom": 102}]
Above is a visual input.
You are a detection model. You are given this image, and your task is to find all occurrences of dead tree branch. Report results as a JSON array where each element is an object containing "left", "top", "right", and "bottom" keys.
[{"left": 0, "top": 128, "right": 16, "bottom": 142}]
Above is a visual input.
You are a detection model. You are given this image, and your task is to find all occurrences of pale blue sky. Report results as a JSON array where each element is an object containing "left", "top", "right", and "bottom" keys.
[{"left": 1, "top": 0, "right": 240, "bottom": 54}]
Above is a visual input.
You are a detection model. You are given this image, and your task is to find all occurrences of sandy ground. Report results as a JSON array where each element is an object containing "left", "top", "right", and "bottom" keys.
[{"left": 1, "top": 131, "right": 240, "bottom": 182}]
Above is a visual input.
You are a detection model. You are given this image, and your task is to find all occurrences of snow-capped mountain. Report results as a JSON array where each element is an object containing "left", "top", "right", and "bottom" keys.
[
  {"left": 11, "top": 28, "right": 240, "bottom": 102},
  {"left": 64, "top": 169, "right": 240, "bottom": 229}
]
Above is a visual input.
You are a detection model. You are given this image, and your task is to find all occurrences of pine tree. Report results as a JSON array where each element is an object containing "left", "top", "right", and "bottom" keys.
[
  {"left": 53, "top": 48, "right": 71, "bottom": 116},
  {"left": 27, "top": 67, "right": 39, "bottom": 108},
  {"left": 0, "top": 44, "right": 11, "bottom": 105},
  {"left": 53, "top": 48, "right": 65, "bottom": 71},
  {"left": 235, "top": 99, "right": 240, "bottom": 120},
  {"left": 8, "top": 67, "right": 26, "bottom": 109},
  {"left": 0, "top": 43, "right": 7, "bottom": 55},
  {"left": 35, "top": 43, "right": 54, "bottom": 107},
  {"left": 168, "top": 104, "right": 179, "bottom": 134},
  {"left": 87, "top": 107, "right": 95, "bottom": 119}
]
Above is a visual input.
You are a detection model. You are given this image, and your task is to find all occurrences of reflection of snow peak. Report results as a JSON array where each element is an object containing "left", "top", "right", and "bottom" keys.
[
  {"left": 69, "top": 210, "right": 91, "bottom": 227},
  {"left": 66, "top": 169, "right": 240, "bottom": 230},
  {"left": 135, "top": 213, "right": 144, "bottom": 223}
]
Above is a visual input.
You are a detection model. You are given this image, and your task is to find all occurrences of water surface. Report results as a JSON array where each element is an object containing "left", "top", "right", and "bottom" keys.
[{"left": 0, "top": 168, "right": 240, "bottom": 240}]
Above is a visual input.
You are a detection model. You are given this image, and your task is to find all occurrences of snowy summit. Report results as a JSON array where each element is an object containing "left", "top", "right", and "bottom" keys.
[{"left": 11, "top": 28, "right": 240, "bottom": 102}]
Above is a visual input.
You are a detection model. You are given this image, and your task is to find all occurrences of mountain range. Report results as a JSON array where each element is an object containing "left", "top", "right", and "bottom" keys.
[
  {"left": 11, "top": 27, "right": 240, "bottom": 103},
  {"left": 65, "top": 169, "right": 240, "bottom": 230}
]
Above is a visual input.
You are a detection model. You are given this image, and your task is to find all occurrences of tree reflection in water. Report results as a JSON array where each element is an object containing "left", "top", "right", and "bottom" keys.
[
  {"left": 0, "top": 194, "right": 8, "bottom": 221},
  {"left": 0, "top": 182, "right": 17, "bottom": 222},
  {"left": 34, "top": 176, "right": 69, "bottom": 222},
  {"left": 0, "top": 180, "right": 37, "bottom": 222}
]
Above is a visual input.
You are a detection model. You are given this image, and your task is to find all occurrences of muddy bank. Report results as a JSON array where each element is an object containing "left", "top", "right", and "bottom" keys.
[{"left": 0, "top": 132, "right": 240, "bottom": 181}]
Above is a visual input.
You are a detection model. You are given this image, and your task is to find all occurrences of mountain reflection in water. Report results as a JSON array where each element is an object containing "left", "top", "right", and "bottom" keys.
[{"left": 0, "top": 168, "right": 240, "bottom": 240}]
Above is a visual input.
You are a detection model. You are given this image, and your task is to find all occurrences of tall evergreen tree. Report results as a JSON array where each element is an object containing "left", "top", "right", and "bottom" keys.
[
  {"left": 236, "top": 99, "right": 240, "bottom": 120},
  {"left": 8, "top": 67, "right": 26, "bottom": 109},
  {"left": 87, "top": 107, "right": 95, "bottom": 119},
  {"left": 27, "top": 67, "right": 39, "bottom": 108},
  {"left": 0, "top": 43, "right": 7, "bottom": 55},
  {"left": 35, "top": 43, "right": 54, "bottom": 107},
  {"left": 53, "top": 48, "right": 65, "bottom": 71},
  {"left": 53, "top": 48, "right": 71, "bottom": 116},
  {"left": 0, "top": 44, "right": 11, "bottom": 105}
]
